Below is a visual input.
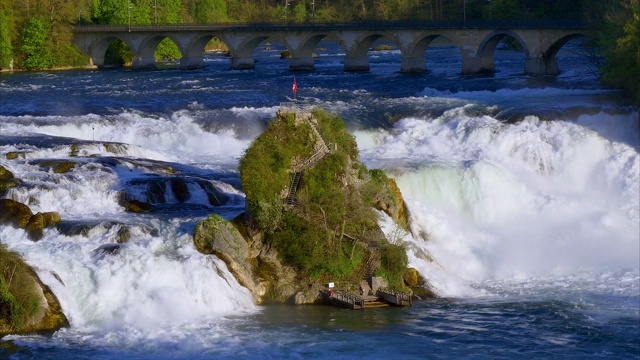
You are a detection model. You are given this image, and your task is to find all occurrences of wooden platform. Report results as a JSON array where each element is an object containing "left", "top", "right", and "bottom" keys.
[{"left": 323, "top": 288, "right": 411, "bottom": 310}]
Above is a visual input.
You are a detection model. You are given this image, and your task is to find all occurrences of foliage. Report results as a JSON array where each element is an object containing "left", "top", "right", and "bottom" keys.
[
  {"left": 155, "top": 38, "right": 182, "bottom": 61},
  {"left": 0, "top": 244, "right": 41, "bottom": 331},
  {"left": 240, "top": 108, "right": 408, "bottom": 287},
  {"left": 19, "top": 17, "right": 54, "bottom": 70},
  {"left": 194, "top": 0, "right": 228, "bottom": 23},
  {"left": 596, "top": 0, "right": 640, "bottom": 103},
  {"left": 0, "top": 11, "right": 12, "bottom": 69},
  {"left": 376, "top": 242, "right": 409, "bottom": 290}
]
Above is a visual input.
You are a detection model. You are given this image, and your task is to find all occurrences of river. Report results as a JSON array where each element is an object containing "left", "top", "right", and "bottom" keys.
[{"left": 0, "top": 39, "right": 638, "bottom": 359}]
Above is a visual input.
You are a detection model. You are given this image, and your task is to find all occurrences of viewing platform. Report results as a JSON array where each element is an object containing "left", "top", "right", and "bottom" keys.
[{"left": 322, "top": 287, "right": 412, "bottom": 310}]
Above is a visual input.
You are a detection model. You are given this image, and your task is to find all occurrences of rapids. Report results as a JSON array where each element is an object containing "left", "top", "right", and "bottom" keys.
[{"left": 0, "top": 38, "right": 638, "bottom": 358}]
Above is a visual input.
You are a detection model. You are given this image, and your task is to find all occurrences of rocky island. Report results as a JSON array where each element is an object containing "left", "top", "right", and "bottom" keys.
[{"left": 193, "top": 105, "right": 429, "bottom": 304}]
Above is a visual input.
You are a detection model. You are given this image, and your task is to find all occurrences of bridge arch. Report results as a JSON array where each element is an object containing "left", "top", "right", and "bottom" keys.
[
  {"left": 283, "top": 33, "right": 330, "bottom": 71},
  {"left": 88, "top": 36, "right": 136, "bottom": 68},
  {"left": 135, "top": 34, "right": 184, "bottom": 69},
  {"left": 341, "top": 31, "right": 401, "bottom": 72},
  {"left": 470, "top": 30, "right": 530, "bottom": 75},
  {"left": 402, "top": 33, "right": 464, "bottom": 73},
  {"left": 180, "top": 34, "right": 225, "bottom": 69},
  {"left": 524, "top": 30, "right": 592, "bottom": 76}
]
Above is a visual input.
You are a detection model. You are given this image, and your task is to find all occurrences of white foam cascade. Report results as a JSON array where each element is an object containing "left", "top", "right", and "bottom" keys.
[
  {"left": 1, "top": 220, "right": 256, "bottom": 333},
  {"left": 359, "top": 107, "right": 640, "bottom": 297},
  {"left": 0, "top": 110, "right": 254, "bottom": 164}
]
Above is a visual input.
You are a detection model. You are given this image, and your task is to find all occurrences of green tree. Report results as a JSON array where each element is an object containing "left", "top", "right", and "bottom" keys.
[
  {"left": 194, "top": 0, "right": 228, "bottom": 23},
  {"left": 20, "top": 17, "right": 53, "bottom": 69},
  {"left": 597, "top": 0, "right": 640, "bottom": 103},
  {"left": 0, "top": 11, "right": 13, "bottom": 69}
]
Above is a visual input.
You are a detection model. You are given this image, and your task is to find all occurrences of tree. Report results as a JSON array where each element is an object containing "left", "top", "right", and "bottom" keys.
[
  {"left": 599, "top": 0, "right": 640, "bottom": 103},
  {"left": 0, "top": 11, "right": 13, "bottom": 69},
  {"left": 194, "top": 0, "right": 228, "bottom": 23},
  {"left": 20, "top": 17, "right": 53, "bottom": 69}
]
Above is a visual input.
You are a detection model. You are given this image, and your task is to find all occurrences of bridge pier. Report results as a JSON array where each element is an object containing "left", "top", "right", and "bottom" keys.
[
  {"left": 180, "top": 56, "right": 204, "bottom": 70},
  {"left": 132, "top": 56, "right": 156, "bottom": 69},
  {"left": 230, "top": 56, "right": 255, "bottom": 70},
  {"left": 289, "top": 57, "right": 315, "bottom": 71},
  {"left": 461, "top": 56, "right": 495, "bottom": 75},
  {"left": 525, "top": 57, "right": 559, "bottom": 76},
  {"left": 344, "top": 56, "right": 370, "bottom": 72},
  {"left": 401, "top": 56, "right": 426, "bottom": 73},
  {"left": 90, "top": 56, "right": 105, "bottom": 68}
]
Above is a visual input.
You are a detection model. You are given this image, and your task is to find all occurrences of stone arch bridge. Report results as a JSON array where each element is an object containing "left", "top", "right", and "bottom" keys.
[{"left": 73, "top": 21, "right": 589, "bottom": 76}]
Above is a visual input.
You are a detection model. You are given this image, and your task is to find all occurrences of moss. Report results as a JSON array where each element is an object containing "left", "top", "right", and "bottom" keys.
[
  {"left": 5, "top": 152, "right": 27, "bottom": 160},
  {"left": 0, "top": 244, "right": 68, "bottom": 336},
  {"left": 239, "top": 108, "right": 410, "bottom": 288},
  {"left": 0, "top": 165, "right": 14, "bottom": 179}
]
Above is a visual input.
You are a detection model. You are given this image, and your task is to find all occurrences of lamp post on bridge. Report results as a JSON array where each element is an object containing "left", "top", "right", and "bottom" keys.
[
  {"left": 311, "top": 0, "right": 315, "bottom": 21},
  {"left": 463, "top": 0, "right": 466, "bottom": 27},
  {"left": 127, "top": 0, "right": 131, "bottom": 32},
  {"left": 285, "top": 0, "right": 289, "bottom": 22},
  {"left": 153, "top": 0, "right": 157, "bottom": 25}
]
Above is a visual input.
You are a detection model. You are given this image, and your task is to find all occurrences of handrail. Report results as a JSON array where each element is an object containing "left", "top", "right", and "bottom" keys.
[{"left": 73, "top": 19, "right": 586, "bottom": 32}]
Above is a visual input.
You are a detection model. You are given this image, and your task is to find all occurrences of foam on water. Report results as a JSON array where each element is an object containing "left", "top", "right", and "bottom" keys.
[
  {"left": 0, "top": 109, "right": 255, "bottom": 165},
  {"left": 1, "top": 219, "right": 256, "bottom": 333},
  {"left": 358, "top": 107, "right": 640, "bottom": 297}
]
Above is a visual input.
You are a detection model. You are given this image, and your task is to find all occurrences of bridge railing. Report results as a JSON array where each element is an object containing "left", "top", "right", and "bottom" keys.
[{"left": 72, "top": 19, "right": 586, "bottom": 32}]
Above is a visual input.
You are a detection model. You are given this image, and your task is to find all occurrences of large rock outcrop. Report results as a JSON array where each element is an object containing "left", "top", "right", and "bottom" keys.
[{"left": 194, "top": 107, "right": 417, "bottom": 304}]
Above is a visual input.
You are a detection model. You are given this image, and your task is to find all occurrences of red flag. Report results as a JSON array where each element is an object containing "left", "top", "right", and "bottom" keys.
[{"left": 292, "top": 78, "right": 297, "bottom": 95}]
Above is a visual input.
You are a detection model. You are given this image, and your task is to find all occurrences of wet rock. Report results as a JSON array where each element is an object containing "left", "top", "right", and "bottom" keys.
[
  {"left": 93, "top": 243, "right": 121, "bottom": 256},
  {"left": 122, "top": 200, "right": 153, "bottom": 213},
  {"left": 5, "top": 152, "right": 27, "bottom": 160},
  {"left": 24, "top": 212, "right": 61, "bottom": 241},
  {"left": 0, "top": 165, "right": 14, "bottom": 179},
  {"left": 0, "top": 246, "right": 69, "bottom": 336},
  {"left": 171, "top": 178, "right": 189, "bottom": 203},
  {"left": 25, "top": 213, "right": 45, "bottom": 240},
  {"left": 194, "top": 214, "right": 259, "bottom": 300},
  {"left": 403, "top": 267, "right": 422, "bottom": 287},
  {"left": 0, "top": 166, "right": 21, "bottom": 196},
  {"left": 32, "top": 160, "right": 76, "bottom": 174},
  {"left": 0, "top": 199, "right": 33, "bottom": 228}
]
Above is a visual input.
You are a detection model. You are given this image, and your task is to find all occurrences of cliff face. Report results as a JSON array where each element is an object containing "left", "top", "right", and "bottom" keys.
[{"left": 194, "top": 107, "right": 412, "bottom": 303}]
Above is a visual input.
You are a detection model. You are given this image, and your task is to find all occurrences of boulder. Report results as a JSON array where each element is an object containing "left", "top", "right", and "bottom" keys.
[
  {"left": 403, "top": 267, "right": 422, "bottom": 287},
  {"left": 5, "top": 152, "right": 27, "bottom": 160},
  {"left": 0, "top": 199, "right": 33, "bottom": 228},
  {"left": 0, "top": 245, "right": 69, "bottom": 336},
  {"left": 0, "top": 165, "right": 21, "bottom": 196},
  {"left": 0, "top": 165, "right": 14, "bottom": 179},
  {"left": 194, "top": 214, "right": 261, "bottom": 301},
  {"left": 122, "top": 200, "right": 153, "bottom": 213}
]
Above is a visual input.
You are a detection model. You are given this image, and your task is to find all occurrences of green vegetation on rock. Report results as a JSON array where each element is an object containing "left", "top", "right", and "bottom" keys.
[
  {"left": 0, "top": 244, "right": 69, "bottom": 336},
  {"left": 239, "top": 107, "right": 409, "bottom": 288}
]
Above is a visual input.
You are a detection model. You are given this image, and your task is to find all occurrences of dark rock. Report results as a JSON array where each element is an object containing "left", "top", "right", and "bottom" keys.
[
  {"left": 0, "top": 199, "right": 33, "bottom": 228},
  {"left": 122, "top": 200, "right": 153, "bottom": 213},
  {"left": 0, "top": 165, "right": 14, "bottom": 179},
  {"left": 5, "top": 152, "right": 27, "bottom": 160},
  {"left": 171, "top": 178, "right": 189, "bottom": 203},
  {"left": 93, "top": 243, "right": 121, "bottom": 256}
]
